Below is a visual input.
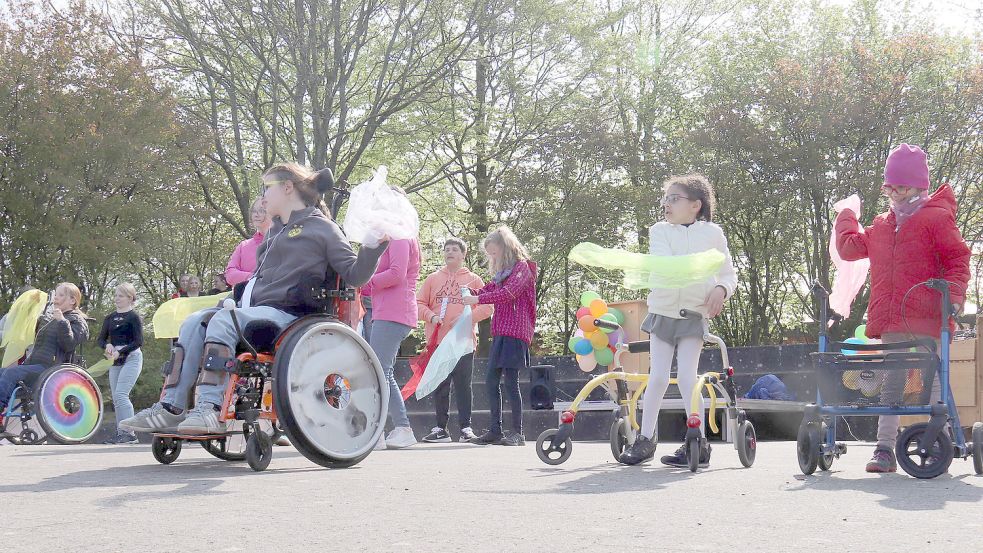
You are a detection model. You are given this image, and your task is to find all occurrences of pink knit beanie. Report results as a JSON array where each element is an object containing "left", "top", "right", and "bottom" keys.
[{"left": 884, "top": 143, "right": 930, "bottom": 190}]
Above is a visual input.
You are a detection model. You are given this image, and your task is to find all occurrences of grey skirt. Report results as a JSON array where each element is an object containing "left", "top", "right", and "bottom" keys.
[{"left": 642, "top": 313, "right": 705, "bottom": 345}]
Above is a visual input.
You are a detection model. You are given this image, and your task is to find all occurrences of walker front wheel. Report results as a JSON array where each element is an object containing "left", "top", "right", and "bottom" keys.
[
  {"left": 536, "top": 428, "right": 572, "bottom": 465},
  {"left": 895, "top": 422, "right": 953, "bottom": 479},
  {"left": 818, "top": 422, "right": 835, "bottom": 472}
]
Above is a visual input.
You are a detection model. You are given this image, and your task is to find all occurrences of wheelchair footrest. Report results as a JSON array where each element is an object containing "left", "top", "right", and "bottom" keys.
[{"left": 152, "top": 432, "right": 238, "bottom": 441}]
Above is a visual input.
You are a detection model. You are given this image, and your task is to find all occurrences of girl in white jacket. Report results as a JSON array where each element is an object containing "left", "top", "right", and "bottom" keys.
[{"left": 620, "top": 174, "right": 737, "bottom": 467}]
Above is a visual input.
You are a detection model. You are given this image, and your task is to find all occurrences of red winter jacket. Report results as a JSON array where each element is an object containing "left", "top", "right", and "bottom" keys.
[
  {"left": 474, "top": 260, "right": 538, "bottom": 344},
  {"left": 835, "top": 184, "right": 970, "bottom": 339}
]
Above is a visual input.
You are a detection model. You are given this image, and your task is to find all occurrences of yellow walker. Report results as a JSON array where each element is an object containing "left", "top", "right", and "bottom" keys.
[{"left": 535, "top": 309, "right": 757, "bottom": 471}]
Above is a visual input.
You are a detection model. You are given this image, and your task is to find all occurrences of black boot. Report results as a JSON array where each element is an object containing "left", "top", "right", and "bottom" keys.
[{"left": 619, "top": 435, "right": 656, "bottom": 465}]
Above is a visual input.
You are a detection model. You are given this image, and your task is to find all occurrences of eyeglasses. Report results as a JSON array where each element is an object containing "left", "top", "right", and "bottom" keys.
[
  {"left": 661, "top": 194, "right": 694, "bottom": 205},
  {"left": 881, "top": 184, "right": 914, "bottom": 196},
  {"left": 263, "top": 179, "right": 287, "bottom": 189}
]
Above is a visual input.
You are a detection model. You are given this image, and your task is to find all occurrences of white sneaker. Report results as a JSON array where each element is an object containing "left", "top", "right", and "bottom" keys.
[
  {"left": 176, "top": 403, "right": 226, "bottom": 435},
  {"left": 459, "top": 427, "right": 478, "bottom": 442},
  {"left": 386, "top": 426, "right": 417, "bottom": 449},
  {"left": 374, "top": 434, "right": 387, "bottom": 450}
]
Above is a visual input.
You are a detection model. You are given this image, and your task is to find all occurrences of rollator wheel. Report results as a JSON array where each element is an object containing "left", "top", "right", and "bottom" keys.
[
  {"left": 687, "top": 436, "right": 700, "bottom": 473},
  {"left": 736, "top": 421, "right": 756, "bottom": 468},
  {"left": 152, "top": 437, "right": 182, "bottom": 465},
  {"left": 797, "top": 422, "right": 820, "bottom": 475},
  {"left": 273, "top": 319, "right": 388, "bottom": 469},
  {"left": 33, "top": 365, "right": 103, "bottom": 444},
  {"left": 536, "top": 428, "right": 572, "bottom": 465},
  {"left": 972, "top": 422, "right": 983, "bottom": 476},
  {"left": 817, "top": 422, "right": 834, "bottom": 472},
  {"left": 609, "top": 418, "right": 629, "bottom": 462},
  {"left": 245, "top": 431, "right": 273, "bottom": 472},
  {"left": 895, "top": 422, "right": 954, "bottom": 479}
]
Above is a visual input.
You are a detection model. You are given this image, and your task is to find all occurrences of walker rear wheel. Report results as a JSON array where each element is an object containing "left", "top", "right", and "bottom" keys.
[
  {"left": 609, "top": 418, "right": 629, "bottom": 462},
  {"left": 972, "top": 422, "right": 983, "bottom": 476},
  {"left": 797, "top": 422, "right": 820, "bottom": 475},
  {"left": 736, "top": 421, "right": 756, "bottom": 468}
]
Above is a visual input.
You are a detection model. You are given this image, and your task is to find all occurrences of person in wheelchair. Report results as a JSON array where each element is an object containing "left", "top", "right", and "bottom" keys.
[
  {"left": 120, "top": 163, "right": 389, "bottom": 436},
  {"left": 0, "top": 283, "right": 90, "bottom": 415}
]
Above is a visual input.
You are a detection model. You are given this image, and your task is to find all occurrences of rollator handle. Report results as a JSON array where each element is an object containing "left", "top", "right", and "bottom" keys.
[
  {"left": 593, "top": 318, "right": 620, "bottom": 332},
  {"left": 679, "top": 309, "right": 703, "bottom": 320}
]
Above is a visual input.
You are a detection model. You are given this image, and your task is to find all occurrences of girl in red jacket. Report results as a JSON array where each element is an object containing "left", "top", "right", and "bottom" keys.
[
  {"left": 836, "top": 143, "right": 971, "bottom": 473},
  {"left": 462, "top": 226, "right": 538, "bottom": 446}
]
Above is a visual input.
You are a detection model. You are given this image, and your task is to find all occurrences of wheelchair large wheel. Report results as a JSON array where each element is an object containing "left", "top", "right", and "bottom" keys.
[
  {"left": 273, "top": 318, "right": 388, "bottom": 469},
  {"left": 33, "top": 365, "right": 103, "bottom": 444}
]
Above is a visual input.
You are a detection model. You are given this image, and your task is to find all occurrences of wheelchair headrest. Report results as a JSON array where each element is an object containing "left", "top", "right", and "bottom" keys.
[{"left": 242, "top": 320, "right": 281, "bottom": 353}]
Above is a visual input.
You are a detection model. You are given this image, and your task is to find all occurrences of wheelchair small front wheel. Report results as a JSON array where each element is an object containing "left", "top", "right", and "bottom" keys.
[
  {"left": 245, "top": 431, "right": 273, "bottom": 472},
  {"left": 972, "top": 422, "right": 983, "bottom": 476},
  {"left": 536, "top": 428, "right": 572, "bottom": 465},
  {"left": 896, "top": 422, "right": 953, "bottom": 479},
  {"left": 152, "top": 437, "right": 182, "bottom": 465}
]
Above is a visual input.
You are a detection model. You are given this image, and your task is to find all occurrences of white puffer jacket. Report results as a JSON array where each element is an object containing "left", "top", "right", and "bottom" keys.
[{"left": 646, "top": 221, "right": 738, "bottom": 319}]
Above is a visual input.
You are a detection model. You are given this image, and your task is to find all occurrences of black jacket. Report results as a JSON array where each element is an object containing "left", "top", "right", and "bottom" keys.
[{"left": 25, "top": 310, "right": 89, "bottom": 368}]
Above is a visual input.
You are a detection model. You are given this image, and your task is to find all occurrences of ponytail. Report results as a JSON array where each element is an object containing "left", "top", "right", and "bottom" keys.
[{"left": 263, "top": 164, "right": 335, "bottom": 217}]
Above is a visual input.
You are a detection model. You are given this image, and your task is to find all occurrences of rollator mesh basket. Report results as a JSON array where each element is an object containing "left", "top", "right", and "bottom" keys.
[{"left": 810, "top": 341, "right": 938, "bottom": 407}]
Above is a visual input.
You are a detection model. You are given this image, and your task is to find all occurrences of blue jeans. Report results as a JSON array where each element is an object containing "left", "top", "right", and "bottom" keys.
[
  {"left": 162, "top": 307, "right": 296, "bottom": 409},
  {"left": 0, "top": 364, "right": 48, "bottom": 411},
  {"left": 109, "top": 349, "right": 143, "bottom": 430},
  {"left": 369, "top": 320, "right": 411, "bottom": 429}
]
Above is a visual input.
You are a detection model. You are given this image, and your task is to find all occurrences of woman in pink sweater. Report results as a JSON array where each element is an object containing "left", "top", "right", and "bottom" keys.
[
  {"left": 364, "top": 237, "right": 421, "bottom": 449},
  {"left": 225, "top": 198, "right": 271, "bottom": 285},
  {"left": 462, "top": 226, "right": 538, "bottom": 446}
]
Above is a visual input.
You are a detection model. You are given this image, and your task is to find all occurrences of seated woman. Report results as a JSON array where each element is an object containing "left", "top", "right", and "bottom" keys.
[
  {"left": 120, "top": 163, "right": 388, "bottom": 436},
  {"left": 0, "top": 283, "right": 90, "bottom": 413}
]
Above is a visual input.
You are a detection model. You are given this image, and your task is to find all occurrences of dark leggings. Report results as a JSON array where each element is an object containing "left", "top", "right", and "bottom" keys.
[
  {"left": 487, "top": 366, "right": 522, "bottom": 435},
  {"left": 435, "top": 353, "right": 474, "bottom": 430}
]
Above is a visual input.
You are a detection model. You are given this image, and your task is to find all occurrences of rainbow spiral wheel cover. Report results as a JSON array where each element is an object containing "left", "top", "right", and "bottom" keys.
[{"left": 35, "top": 365, "right": 103, "bottom": 444}]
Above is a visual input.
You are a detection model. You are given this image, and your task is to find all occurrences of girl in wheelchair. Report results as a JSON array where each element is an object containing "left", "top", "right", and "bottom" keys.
[
  {"left": 0, "top": 282, "right": 90, "bottom": 417},
  {"left": 120, "top": 163, "right": 389, "bottom": 436}
]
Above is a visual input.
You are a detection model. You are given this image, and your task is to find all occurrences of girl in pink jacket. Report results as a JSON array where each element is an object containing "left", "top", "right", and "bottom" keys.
[
  {"left": 463, "top": 226, "right": 538, "bottom": 447},
  {"left": 225, "top": 198, "right": 272, "bottom": 285}
]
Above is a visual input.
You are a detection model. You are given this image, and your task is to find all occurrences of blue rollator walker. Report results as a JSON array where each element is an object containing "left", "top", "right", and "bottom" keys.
[{"left": 799, "top": 279, "right": 983, "bottom": 479}]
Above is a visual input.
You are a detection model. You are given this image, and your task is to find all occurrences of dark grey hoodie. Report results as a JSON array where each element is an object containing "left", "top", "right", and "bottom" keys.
[{"left": 250, "top": 206, "right": 386, "bottom": 315}]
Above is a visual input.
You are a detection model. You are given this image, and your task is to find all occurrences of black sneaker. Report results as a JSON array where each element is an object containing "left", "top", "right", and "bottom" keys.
[
  {"left": 469, "top": 430, "right": 504, "bottom": 445},
  {"left": 102, "top": 432, "right": 122, "bottom": 444},
  {"left": 116, "top": 432, "right": 139, "bottom": 445},
  {"left": 619, "top": 435, "right": 656, "bottom": 465},
  {"left": 661, "top": 442, "right": 712, "bottom": 468},
  {"left": 499, "top": 432, "right": 525, "bottom": 446},
  {"left": 423, "top": 427, "right": 451, "bottom": 443}
]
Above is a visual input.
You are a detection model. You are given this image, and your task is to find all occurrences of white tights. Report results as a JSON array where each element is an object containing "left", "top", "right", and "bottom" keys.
[{"left": 640, "top": 334, "right": 705, "bottom": 441}]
